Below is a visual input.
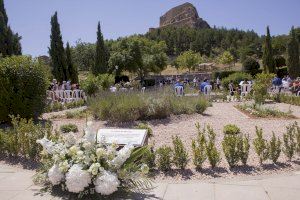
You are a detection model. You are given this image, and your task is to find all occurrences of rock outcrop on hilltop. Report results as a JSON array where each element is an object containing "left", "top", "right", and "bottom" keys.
[{"left": 159, "top": 2, "right": 210, "bottom": 29}]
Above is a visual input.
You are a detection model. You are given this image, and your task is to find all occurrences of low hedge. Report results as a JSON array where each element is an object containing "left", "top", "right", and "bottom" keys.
[{"left": 88, "top": 91, "right": 209, "bottom": 123}]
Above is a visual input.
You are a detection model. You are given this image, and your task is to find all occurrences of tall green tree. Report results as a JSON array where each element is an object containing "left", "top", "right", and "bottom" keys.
[
  {"left": 49, "top": 12, "right": 68, "bottom": 82},
  {"left": 66, "top": 42, "right": 78, "bottom": 83},
  {"left": 287, "top": 26, "right": 300, "bottom": 79},
  {"left": 262, "top": 26, "right": 275, "bottom": 73},
  {"left": 0, "top": 0, "right": 21, "bottom": 57},
  {"left": 176, "top": 50, "right": 202, "bottom": 72},
  {"left": 93, "top": 22, "right": 108, "bottom": 75}
]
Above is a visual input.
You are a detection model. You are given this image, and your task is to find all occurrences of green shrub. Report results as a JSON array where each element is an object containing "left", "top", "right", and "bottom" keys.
[
  {"left": 238, "top": 135, "right": 250, "bottom": 166},
  {"left": 81, "top": 75, "right": 99, "bottom": 96},
  {"left": 283, "top": 123, "right": 297, "bottom": 161},
  {"left": 296, "top": 124, "right": 300, "bottom": 154},
  {"left": 156, "top": 146, "right": 172, "bottom": 171},
  {"left": 81, "top": 74, "right": 114, "bottom": 96},
  {"left": 205, "top": 125, "right": 221, "bottom": 168},
  {"left": 278, "top": 95, "right": 300, "bottom": 106},
  {"left": 195, "top": 98, "right": 209, "bottom": 114},
  {"left": 191, "top": 123, "right": 207, "bottom": 169},
  {"left": 222, "top": 72, "right": 252, "bottom": 89},
  {"left": 141, "top": 146, "right": 156, "bottom": 170},
  {"left": 222, "top": 134, "right": 241, "bottom": 168},
  {"left": 65, "top": 110, "right": 87, "bottom": 119},
  {"left": 172, "top": 136, "right": 188, "bottom": 169},
  {"left": 0, "top": 116, "right": 51, "bottom": 160},
  {"left": 242, "top": 57, "right": 260, "bottom": 76},
  {"left": 136, "top": 123, "right": 153, "bottom": 137},
  {"left": 268, "top": 133, "right": 281, "bottom": 164},
  {"left": 212, "top": 70, "right": 237, "bottom": 80},
  {"left": 223, "top": 124, "right": 241, "bottom": 135},
  {"left": 60, "top": 123, "right": 78, "bottom": 133},
  {"left": 236, "top": 104, "right": 295, "bottom": 119},
  {"left": 253, "top": 127, "right": 269, "bottom": 165},
  {"left": 252, "top": 73, "right": 274, "bottom": 104},
  {"left": 0, "top": 56, "right": 49, "bottom": 122}
]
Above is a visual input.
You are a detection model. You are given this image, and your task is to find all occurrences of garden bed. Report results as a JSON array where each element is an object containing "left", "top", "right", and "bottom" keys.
[{"left": 235, "top": 103, "right": 297, "bottom": 119}]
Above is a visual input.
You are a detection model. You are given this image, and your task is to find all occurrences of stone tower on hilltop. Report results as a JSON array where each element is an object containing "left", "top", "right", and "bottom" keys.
[{"left": 159, "top": 2, "right": 210, "bottom": 29}]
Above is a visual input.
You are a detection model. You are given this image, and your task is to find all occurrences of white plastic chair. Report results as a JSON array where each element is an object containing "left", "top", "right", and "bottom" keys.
[
  {"left": 110, "top": 87, "right": 117, "bottom": 93},
  {"left": 47, "top": 91, "right": 56, "bottom": 101},
  {"left": 64, "top": 90, "right": 74, "bottom": 103},
  {"left": 72, "top": 89, "right": 82, "bottom": 101},
  {"left": 141, "top": 87, "right": 145, "bottom": 93},
  {"left": 175, "top": 86, "right": 184, "bottom": 97},
  {"left": 203, "top": 85, "right": 212, "bottom": 96},
  {"left": 241, "top": 84, "right": 252, "bottom": 96},
  {"left": 55, "top": 90, "right": 65, "bottom": 103}
]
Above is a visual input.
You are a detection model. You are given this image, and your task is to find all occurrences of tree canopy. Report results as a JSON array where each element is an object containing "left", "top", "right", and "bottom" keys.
[
  {"left": 287, "top": 27, "right": 300, "bottom": 79},
  {"left": 108, "top": 36, "right": 167, "bottom": 80},
  {"left": 49, "top": 12, "right": 68, "bottom": 82},
  {"left": 0, "top": 0, "right": 21, "bottom": 57},
  {"left": 93, "top": 22, "right": 108, "bottom": 75},
  {"left": 262, "top": 26, "right": 275, "bottom": 73},
  {"left": 176, "top": 50, "right": 202, "bottom": 72}
]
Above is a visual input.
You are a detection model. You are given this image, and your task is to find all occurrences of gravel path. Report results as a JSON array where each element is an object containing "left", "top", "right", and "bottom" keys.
[{"left": 49, "top": 102, "right": 300, "bottom": 182}]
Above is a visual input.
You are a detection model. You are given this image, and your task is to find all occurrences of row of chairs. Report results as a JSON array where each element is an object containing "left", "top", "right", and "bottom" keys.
[
  {"left": 47, "top": 90, "right": 86, "bottom": 103},
  {"left": 175, "top": 85, "right": 213, "bottom": 97}
]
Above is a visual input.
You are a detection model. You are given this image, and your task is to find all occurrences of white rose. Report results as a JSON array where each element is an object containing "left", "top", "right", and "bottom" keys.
[
  {"left": 36, "top": 137, "right": 55, "bottom": 154},
  {"left": 48, "top": 164, "right": 64, "bottom": 185},
  {"left": 94, "top": 171, "right": 120, "bottom": 195},
  {"left": 65, "top": 164, "right": 91, "bottom": 193}
]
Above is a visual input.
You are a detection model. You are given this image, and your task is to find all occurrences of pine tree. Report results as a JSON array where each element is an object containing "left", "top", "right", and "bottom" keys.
[
  {"left": 66, "top": 42, "right": 78, "bottom": 83},
  {"left": 0, "top": 0, "right": 21, "bottom": 57},
  {"left": 287, "top": 26, "right": 300, "bottom": 79},
  {"left": 262, "top": 26, "right": 275, "bottom": 73},
  {"left": 49, "top": 12, "right": 68, "bottom": 82},
  {"left": 93, "top": 22, "right": 107, "bottom": 75}
]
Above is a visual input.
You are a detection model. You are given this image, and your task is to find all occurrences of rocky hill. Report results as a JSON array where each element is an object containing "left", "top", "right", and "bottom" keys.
[{"left": 159, "top": 2, "right": 210, "bottom": 29}]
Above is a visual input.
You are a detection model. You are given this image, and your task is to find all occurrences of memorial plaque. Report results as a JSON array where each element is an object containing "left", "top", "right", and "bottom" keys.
[{"left": 97, "top": 129, "right": 147, "bottom": 147}]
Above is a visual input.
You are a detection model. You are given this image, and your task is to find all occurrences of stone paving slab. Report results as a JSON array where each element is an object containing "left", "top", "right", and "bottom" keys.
[
  {"left": 0, "top": 163, "right": 300, "bottom": 200},
  {"left": 264, "top": 186, "right": 300, "bottom": 200},
  {"left": 163, "top": 183, "right": 214, "bottom": 200},
  {"left": 215, "top": 184, "right": 269, "bottom": 200}
]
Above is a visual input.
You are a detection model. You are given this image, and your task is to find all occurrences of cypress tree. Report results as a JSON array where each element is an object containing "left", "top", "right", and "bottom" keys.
[
  {"left": 262, "top": 26, "right": 275, "bottom": 73},
  {"left": 0, "top": 0, "right": 21, "bottom": 57},
  {"left": 49, "top": 12, "right": 68, "bottom": 82},
  {"left": 66, "top": 42, "right": 78, "bottom": 83},
  {"left": 93, "top": 22, "right": 107, "bottom": 75},
  {"left": 287, "top": 26, "right": 300, "bottom": 79}
]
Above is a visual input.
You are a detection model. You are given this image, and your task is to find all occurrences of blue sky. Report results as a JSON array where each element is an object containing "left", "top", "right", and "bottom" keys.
[{"left": 5, "top": 0, "right": 300, "bottom": 57}]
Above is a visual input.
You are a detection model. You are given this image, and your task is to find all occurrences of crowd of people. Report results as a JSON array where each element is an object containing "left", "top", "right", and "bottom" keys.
[
  {"left": 48, "top": 79, "right": 80, "bottom": 91},
  {"left": 47, "top": 79, "right": 84, "bottom": 103}
]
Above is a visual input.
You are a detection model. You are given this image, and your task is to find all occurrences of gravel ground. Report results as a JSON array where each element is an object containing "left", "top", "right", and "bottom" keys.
[{"left": 48, "top": 102, "right": 300, "bottom": 182}]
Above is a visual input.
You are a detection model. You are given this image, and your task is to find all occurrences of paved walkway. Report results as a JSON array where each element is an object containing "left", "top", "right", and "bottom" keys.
[{"left": 0, "top": 163, "right": 300, "bottom": 200}]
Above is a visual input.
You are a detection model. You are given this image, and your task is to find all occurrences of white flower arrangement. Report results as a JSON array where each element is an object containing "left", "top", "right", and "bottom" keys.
[{"left": 36, "top": 121, "right": 151, "bottom": 197}]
